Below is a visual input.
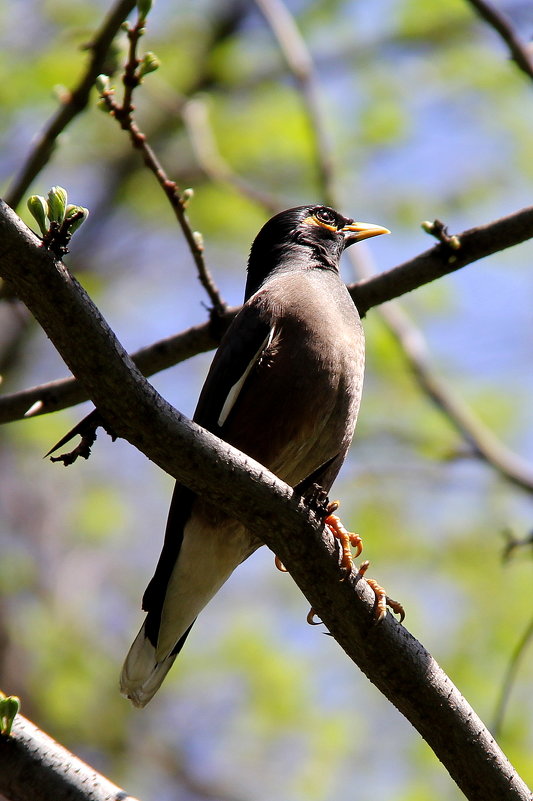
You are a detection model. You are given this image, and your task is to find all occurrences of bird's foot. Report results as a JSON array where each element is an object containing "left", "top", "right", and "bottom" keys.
[
  {"left": 306, "top": 564, "right": 405, "bottom": 627},
  {"left": 324, "top": 501, "right": 363, "bottom": 572},
  {"left": 273, "top": 490, "right": 343, "bottom": 574},
  {"left": 356, "top": 560, "right": 405, "bottom": 623},
  {"left": 303, "top": 483, "right": 330, "bottom": 517}
]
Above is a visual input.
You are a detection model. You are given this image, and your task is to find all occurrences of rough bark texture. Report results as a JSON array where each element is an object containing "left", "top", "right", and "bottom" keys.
[{"left": 0, "top": 714, "right": 139, "bottom": 801}]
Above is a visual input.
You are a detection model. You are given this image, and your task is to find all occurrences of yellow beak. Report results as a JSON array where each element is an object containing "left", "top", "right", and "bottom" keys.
[{"left": 342, "top": 221, "right": 391, "bottom": 243}]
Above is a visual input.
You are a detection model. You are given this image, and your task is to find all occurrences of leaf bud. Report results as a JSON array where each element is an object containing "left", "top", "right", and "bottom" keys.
[
  {"left": 139, "top": 51, "right": 160, "bottom": 77},
  {"left": 47, "top": 186, "right": 68, "bottom": 224},
  {"left": 27, "top": 195, "right": 49, "bottom": 235}
]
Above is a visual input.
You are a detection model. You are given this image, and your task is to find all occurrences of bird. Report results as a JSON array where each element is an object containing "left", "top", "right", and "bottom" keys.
[{"left": 116, "top": 204, "right": 390, "bottom": 707}]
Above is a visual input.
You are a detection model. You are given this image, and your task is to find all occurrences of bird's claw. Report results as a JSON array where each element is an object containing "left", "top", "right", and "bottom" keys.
[
  {"left": 357, "top": 560, "right": 405, "bottom": 623},
  {"left": 324, "top": 501, "right": 363, "bottom": 573}
]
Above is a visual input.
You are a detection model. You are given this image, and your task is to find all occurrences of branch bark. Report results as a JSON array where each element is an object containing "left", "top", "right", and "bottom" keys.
[
  {"left": 0, "top": 204, "right": 531, "bottom": 800},
  {"left": 0, "top": 711, "right": 140, "bottom": 801}
]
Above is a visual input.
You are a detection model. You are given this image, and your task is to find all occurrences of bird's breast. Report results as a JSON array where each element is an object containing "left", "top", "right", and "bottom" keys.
[{"left": 222, "top": 270, "right": 365, "bottom": 487}]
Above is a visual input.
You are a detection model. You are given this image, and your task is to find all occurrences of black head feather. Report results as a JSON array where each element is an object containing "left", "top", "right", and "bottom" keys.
[{"left": 245, "top": 205, "right": 361, "bottom": 300}]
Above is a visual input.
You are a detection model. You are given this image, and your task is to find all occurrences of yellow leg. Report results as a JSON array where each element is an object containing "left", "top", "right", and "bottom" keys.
[
  {"left": 324, "top": 501, "right": 363, "bottom": 573},
  {"left": 357, "top": 560, "right": 405, "bottom": 623}
]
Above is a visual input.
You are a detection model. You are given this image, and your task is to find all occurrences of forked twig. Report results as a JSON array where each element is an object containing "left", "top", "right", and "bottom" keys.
[{"left": 98, "top": 12, "right": 227, "bottom": 317}]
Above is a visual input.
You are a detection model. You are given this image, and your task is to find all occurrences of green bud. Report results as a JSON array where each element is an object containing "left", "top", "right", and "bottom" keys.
[
  {"left": 95, "top": 74, "right": 110, "bottom": 94},
  {"left": 449, "top": 235, "right": 461, "bottom": 250},
  {"left": 137, "top": 0, "right": 153, "bottom": 21},
  {"left": 47, "top": 186, "right": 68, "bottom": 224},
  {"left": 0, "top": 694, "right": 20, "bottom": 737},
  {"left": 65, "top": 205, "right": 90, "bottom": 234},
  {"left": 182, "top": 188, "right": 194, "bottom": 207},
  {"left": 421, "top": 220, "right": 435, "bottom": 233},
  {"left": 27, "top": 195, "right": 49, "bottom": 235},
  {"left": 138, "top": 51, "right": 160, "bottom": 77}
]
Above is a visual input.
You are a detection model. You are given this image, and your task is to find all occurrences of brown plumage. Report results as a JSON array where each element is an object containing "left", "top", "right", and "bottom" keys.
[{"left": 120, "top": 204, "right": 389, "bottom": 707}]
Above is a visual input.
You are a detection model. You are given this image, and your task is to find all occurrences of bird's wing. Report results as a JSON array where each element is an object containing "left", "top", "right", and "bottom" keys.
[
  {"left": 140, "top": 298, "right": 275, "bottom": 629},
  {"left": 193, "top": 298, "right": 274, "bottom": 431}
]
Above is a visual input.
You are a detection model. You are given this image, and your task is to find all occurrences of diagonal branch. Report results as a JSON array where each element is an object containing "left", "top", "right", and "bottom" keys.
[
  {"left": 0, "top": 710, "right": 140, "bottom": 801},
  {"left": 254, "top": 0, "right": 335, "bottom": 204},
  {"left": 464, "top": 0, "right": 533, "bottom": 82},
  {"left": 5, "top": 0, "right": 137, "bottom": 211},
  {"left": 0, "top": 199, "right": 531, "bottom": 801},
  {"left": 97, "top": 10, "right": 227, "bottom": 317}
]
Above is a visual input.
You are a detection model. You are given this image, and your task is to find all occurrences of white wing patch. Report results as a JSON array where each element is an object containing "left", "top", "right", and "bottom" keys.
[{"left": 217, "top": 327, "right": 275, "bottom": 427}]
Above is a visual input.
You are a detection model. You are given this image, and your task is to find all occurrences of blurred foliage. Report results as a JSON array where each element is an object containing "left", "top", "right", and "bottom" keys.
[{"left": 1, "top": 0, "right": 533, "bottom": 800}]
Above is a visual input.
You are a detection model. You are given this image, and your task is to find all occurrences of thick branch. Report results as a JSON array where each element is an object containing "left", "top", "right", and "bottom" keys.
[
  {"left": 0, "top": 202, "right": 531, "bottom": 801},
  {"left": 0, "top": 711, "right": 140, "bottom": 801},
  {"left": 350, "top": 205, "right": 533, "bottom": 314}
]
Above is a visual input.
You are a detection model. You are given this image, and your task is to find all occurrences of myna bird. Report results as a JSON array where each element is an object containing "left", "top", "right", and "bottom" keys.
[{"left": 117, "top": 204, "right": 391, "bottom": 707}]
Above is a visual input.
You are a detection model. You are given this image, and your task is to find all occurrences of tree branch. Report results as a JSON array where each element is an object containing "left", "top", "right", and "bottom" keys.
[
  {"left": 0, "top": 203, "right": 531, "bottom": 801},
  {"left": 464, "top": 0, "right": 533, "bottom": 82},
  {"left": 351, "top": 206, "right": 533, "bottom": 314},
  {"left": 0, "top": 710, "right": 140, "bottom": 801},
  {"left": 5, "top": 0, "right": 137, "bottom": 212},
  {"left": 254, "top": 0, "right": 336, "bottom": 204},
  {"left": 97, "top": 9, "right": 227, "bottom": 318}
]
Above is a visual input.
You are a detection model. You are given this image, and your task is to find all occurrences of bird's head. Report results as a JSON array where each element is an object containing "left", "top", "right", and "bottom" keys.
[{"left": 245, "top": 204, "right": 389, "bottom": 299}]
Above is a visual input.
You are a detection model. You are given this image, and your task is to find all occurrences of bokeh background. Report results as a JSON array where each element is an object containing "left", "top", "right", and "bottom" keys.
[{"left": 1, "top": 1, "right": 533, "bottom": 799}]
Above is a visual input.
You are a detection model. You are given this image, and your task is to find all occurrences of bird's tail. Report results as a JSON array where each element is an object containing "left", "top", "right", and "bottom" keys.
[
  {"left": 120, "top": 620, "right": 194, "bottom": 708},
  {"left": 120, "top": 514, "right": 254, "bottom": 707}
]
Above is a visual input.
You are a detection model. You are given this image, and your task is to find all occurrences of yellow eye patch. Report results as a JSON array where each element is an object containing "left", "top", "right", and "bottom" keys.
[{"left": 302, "top": 214, "right": 338, "bottom": 233}]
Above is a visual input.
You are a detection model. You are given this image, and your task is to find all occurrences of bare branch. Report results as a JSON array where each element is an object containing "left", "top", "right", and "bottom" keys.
[
  {"left": 0, "top": 710, "right": 140, "bottom": 801},
  {"left": 5, "top": 0, "right": 137, "bottom": 211},
  {"left": 0, "top": 197, "right": 532, "bottom": 801},
  {"left": 98, "top": 12, "right": 227, "bottom": 318},
  {"left": 255, "top": 0, "right": 335, "bottom": 204},
  {"left": 465, "top": 0, "right": 533, "bottom": 81},
  {"left": 182, "top": 97, "right": 280, "bottom": 213},
  {"left": 350, "top": 206, "right": 533, "bottom": 314},
  {"left": 493, "top": 614, "right": 533, "bottom": 738}
]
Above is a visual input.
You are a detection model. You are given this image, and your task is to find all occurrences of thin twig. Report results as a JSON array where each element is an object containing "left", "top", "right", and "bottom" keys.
[
  {"left": 492, "top": 614, "right": 533, "bottom": 737},
  {"left": 465, "top": 0, "right": 533, "bottom": 81},
  {"left": 182, "top": 97, "right": 280, "bottom": 213},
  {"left": 100, "top": 12, "right": 227, "bottom": 317},
  {"left": 5, "top": 0, "right": 136, "bottom": 211},
  {"left": 254, "top": 0, "right": 336, "bottom": 205}
]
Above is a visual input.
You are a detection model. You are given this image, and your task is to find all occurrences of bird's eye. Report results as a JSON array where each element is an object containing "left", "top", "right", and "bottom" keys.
[{"left": 315, "top": 208, "right": 338, "bottom": 227}]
